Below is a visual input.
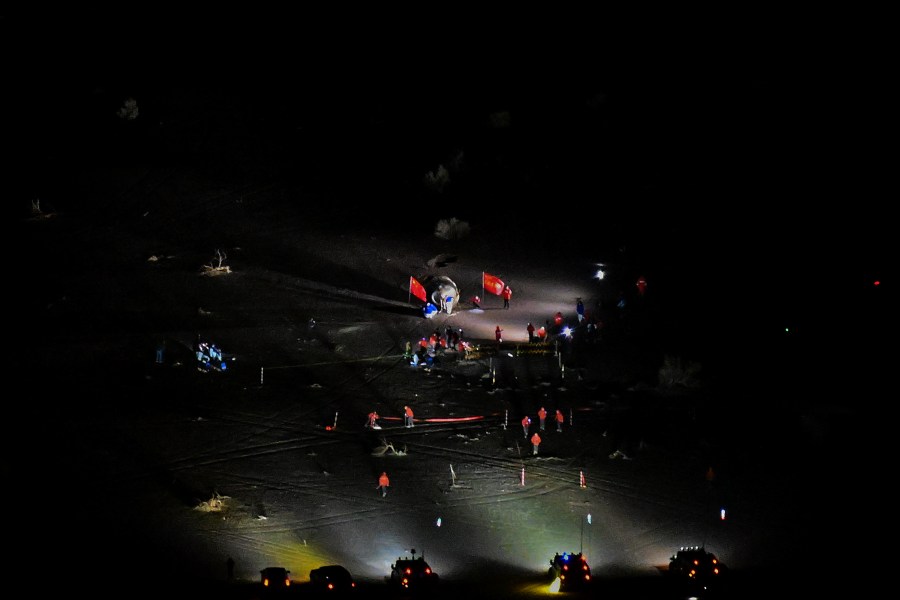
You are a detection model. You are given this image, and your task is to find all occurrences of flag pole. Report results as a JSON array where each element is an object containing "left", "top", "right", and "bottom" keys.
[
  {"left": 481, "top": 271, "right": 487, "bottom": 302},
  {"left": 408, "top": 276, "right": 412, "bottom": 304}
]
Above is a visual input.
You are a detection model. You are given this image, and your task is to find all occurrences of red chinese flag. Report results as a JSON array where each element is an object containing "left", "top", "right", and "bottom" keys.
[
  {"left": 409, "top": 276, "right": 428, "bottom": 303},
  {"left": 483, "top": 272, "right": 505, "bottom": 296}
]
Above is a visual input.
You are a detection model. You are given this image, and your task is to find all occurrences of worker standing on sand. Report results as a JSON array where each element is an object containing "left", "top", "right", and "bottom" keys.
[
  {"left": 377, "top": 472, "right": 390, "bottom": 497},
  {"left": 502, "top": 285, "right": 512, "bottom": 309}
]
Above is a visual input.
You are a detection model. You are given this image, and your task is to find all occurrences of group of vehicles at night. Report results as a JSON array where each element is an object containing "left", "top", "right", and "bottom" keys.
[
  {"left": 260, "top": 564, "right": 356, "bottom": 596},
  {"left": 256, "top": 545, "right": 727, "bottom": 596},
  {"left": 257, "top": 552, "right": 440, "bottom": 596}
]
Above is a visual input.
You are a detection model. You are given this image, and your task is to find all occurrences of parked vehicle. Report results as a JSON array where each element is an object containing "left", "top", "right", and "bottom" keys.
[
  {"left": 390, "top": 550, "right": 439, "bottom": 592},
  {"left": 309, "top": 564, "right": 356, "bottom": 593},
  {"left": 668, "top": 546, "right": 728, "bottom": 596},
  {"left": 260, "top": 566, "right": 292, "bottom": 591},
  {"left": 668, "top": 546, "right": 727, "bottom": 580},
  {"left": 548, "top": 552, "right": 592, "bottom": 591}
]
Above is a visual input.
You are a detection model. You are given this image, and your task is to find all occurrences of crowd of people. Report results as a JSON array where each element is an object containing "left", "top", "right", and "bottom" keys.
[
  {"left": 405, "top": 326, "right": 473, "bottom": 367},
  {"left": 367, "top": 288, "right": 634, "bottom": 500},
  {"left": 194, "top": 335, "right": 230, "bottom": 372},
  {"left": 516, "top": 299, "right": 606, "bottom": 347}
]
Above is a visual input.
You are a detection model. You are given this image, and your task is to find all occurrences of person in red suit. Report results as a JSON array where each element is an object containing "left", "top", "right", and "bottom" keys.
[{"left": 377, "top": 472, "right": 390, "bottom": 497}]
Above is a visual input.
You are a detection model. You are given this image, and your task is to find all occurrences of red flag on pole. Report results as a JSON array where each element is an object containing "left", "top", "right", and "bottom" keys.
[
  {"left": 409, "top": 276, "right": 427, "bottom": 303},
  {"left": 483, "top": 272, "right": 505, "bottom": 296}
]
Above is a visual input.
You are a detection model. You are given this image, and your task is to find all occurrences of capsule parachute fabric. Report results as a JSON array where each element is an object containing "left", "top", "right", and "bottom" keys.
[
  {"left": 483, "top": 272, "right": 505, "bottom": 296},
  {"left": 410, "top": 276, "right": 428, "bottom": 303}
]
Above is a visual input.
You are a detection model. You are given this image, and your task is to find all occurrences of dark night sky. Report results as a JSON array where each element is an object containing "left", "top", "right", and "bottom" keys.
[
  {"left": 12, "top": 13, "right": 890, "bottom": 191},
  {"left": 9, "top": 10, "right": 891, "bottom": 300}
]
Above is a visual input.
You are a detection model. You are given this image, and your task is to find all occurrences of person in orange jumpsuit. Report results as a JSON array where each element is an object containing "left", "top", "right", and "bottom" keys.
[
  {"left": 502, "top": 285, "right": 512, "bottom": 309},
  {"left": 521, "top": 415, "right": 531, "bottom": 438},
  {"left": 377, "top": 472, "right": 390, "bottom": 497},
  {"left": 495, "top": 326, "right": 503, "bottom": 343},
  {"left": 531, "top": 432, "right": 541, "bottom": 455},
  {"left": 366, "top": 411, "right": 380, "bottom": 429},
  {"left": 537, "top": 407, "right": 547, "bottom": 431},
  {"left": 404, "top": 405, "right": 415, "bottom": 428},
  {"left": 555, "top": 409, "right": 564, "bottom": 432}
]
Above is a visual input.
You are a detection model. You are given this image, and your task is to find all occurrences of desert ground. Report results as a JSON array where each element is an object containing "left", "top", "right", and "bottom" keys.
[{"left": 13, "top": 190, "right": 880, "bottom": 599}]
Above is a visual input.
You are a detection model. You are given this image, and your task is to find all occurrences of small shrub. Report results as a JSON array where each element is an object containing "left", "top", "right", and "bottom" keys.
[
  {"left": 434, "top": 217, "right": 470, "bottom": 240},
  {"left": 657, "top": 355, "right": 702, "bottom": 390},
  {"left": 201, "top": 249, "right": 231, "bottom": 276},
  {"left": 488, "top": 110, "right": 511, "bottom": 128},
  {"left": 117, "top": 97, "right": 139, "bottom": 120},
  {"left": 424, "top": 164, "right": 450, "bottom": 192}
]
